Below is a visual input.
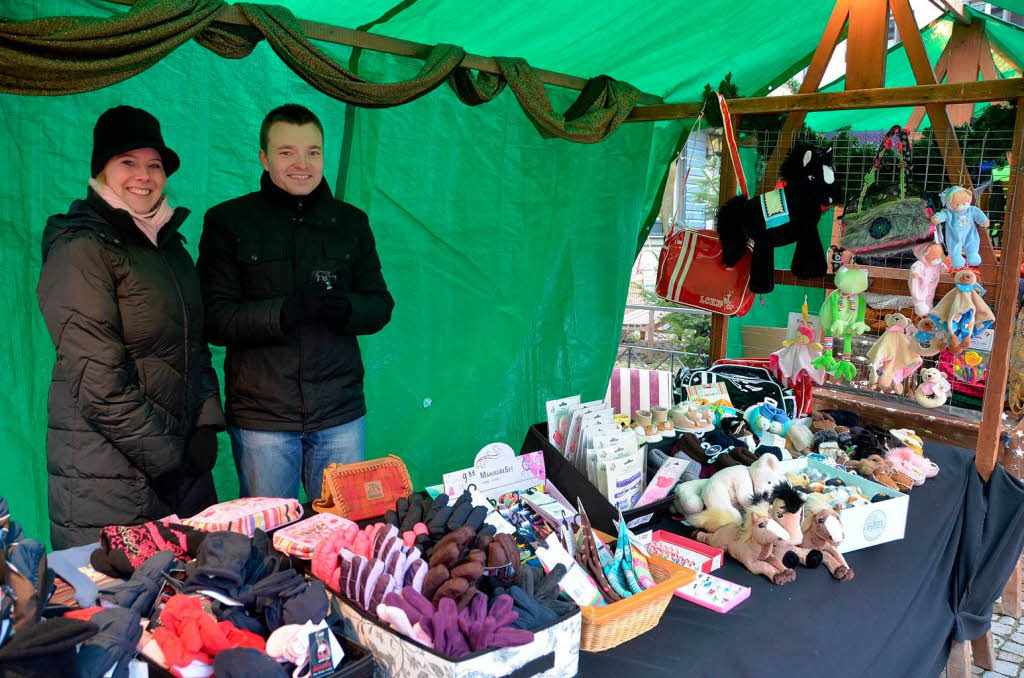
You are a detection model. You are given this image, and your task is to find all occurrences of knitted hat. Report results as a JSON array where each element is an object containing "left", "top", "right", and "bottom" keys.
[{"left": 91, "top": 106, "right": 180, "bottom": 178}]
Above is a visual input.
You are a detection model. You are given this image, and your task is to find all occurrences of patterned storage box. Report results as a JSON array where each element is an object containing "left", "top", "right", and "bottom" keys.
[
  {"left": 182, "top": 497, "right": 303, "bottom": 537},
  {"left": 336, "top": 594, "right": 581, "bottom": 678},
  {"left": 273, "top": 513, "right": 356, "bottom": 559}
]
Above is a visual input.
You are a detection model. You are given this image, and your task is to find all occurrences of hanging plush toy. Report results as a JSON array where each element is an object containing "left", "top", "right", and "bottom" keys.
[
  {"left": 931, "top": 186, "right": 988, "bottom": 269},
  {"left": 866, "top": 313, "right": 922, "bottom": 394},
  {"left": 928, "top": 269, "right": 994, "bottom": 354},
  {"left": 813, "top": 266, "right": 870, "bottom": 381},
  {"left": 717, "top": 142, "right": 842, "bottom": 294},
  {"left": 908, "top": 241, "right": 947, "bottom": 316},
  {"left": 914, "top": 367, "right": 952, "bottom": 408},
  {"left": 771, "top": 324, "right": 826, "bottom": 385}
]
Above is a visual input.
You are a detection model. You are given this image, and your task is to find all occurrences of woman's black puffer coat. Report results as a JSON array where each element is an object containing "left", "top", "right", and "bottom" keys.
[{"left": 37, "top": 189, "right": 224, "bottom": 549}]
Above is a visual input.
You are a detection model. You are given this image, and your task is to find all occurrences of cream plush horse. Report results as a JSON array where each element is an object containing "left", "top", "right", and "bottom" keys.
[
  {"left": 674, "top": 454, "right": 783, "bottom": 523},
  {"left": 694, "top": 497, "right": 798, "bottom": 585},
  {"left": 799, "top": 493, "right": 854, "bottom": 581}
]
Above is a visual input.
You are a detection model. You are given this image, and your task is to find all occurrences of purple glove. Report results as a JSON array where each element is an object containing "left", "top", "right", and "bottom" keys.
[
  {"left": 405, "top": 559, "right": 427, "bottom": 592},
  {"left": 346, "top": 555, "right": 367, "bottom": 601},
  {"left": 401, "top": 586, "right": 436, "bottom": 622},
  {"left": 483, "top": 594, "right": 532, "bottom": 649},
  {"left": 368, "top": 573, "right": 393, "bottom": 613},
  {"left": 432, "top": 597, "right": 470, "bottom": 658},
  {"left": 360, "top": 561, "right": 384, "bottom": 611},
  {"left": 373, "top": 525, "right": 399, "bottom": 559}
]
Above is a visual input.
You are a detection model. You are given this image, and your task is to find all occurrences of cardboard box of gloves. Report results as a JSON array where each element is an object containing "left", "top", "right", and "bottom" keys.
[
  {"left": 4, "top": 495, "right": 375, "bottom": 678},
  {"left": 307, "top": 480, "right": 583, "bottom": 677}
]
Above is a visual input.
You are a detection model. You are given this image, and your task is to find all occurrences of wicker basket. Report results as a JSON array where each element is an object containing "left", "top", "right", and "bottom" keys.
[{"left": 579, "top": 532, "right": 695, "bottom": 652}]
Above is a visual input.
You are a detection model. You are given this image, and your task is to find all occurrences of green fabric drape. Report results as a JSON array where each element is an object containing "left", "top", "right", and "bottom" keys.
[
  {"left": 1, "top": 0, "right": 647, "bottom": 142},
  {"left": 0, "top": 0, "right": 227, "bottom": 94},
  {"left": 494, "top": 57, "right": 641, "bottom": 143},
  {"left": 236, "top": 3, "right": 464, "bottom": 108}
]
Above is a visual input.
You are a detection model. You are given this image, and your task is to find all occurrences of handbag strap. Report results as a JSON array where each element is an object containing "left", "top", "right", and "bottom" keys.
[
  {"left": 717, "top": 92, "right": 749, "bottom": 197},
  {"left": 857, "top": 125, "right": 913, "bottom": 210}
]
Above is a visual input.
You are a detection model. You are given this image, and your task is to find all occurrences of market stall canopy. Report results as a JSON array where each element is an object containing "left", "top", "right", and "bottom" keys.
[{"left": 806, "top": 6, "right": 1023, "bottom": 131}]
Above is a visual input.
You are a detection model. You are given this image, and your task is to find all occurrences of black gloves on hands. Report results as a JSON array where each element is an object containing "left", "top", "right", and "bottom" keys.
[
  {"left": 185, "top": 426, "right": 219, "bottom": 474},
  {"left": 280, "top": 282, "right": 351, "bottom": 333}
]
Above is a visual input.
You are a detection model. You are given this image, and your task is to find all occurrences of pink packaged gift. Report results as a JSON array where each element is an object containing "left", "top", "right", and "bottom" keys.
[
  {"left": 182, "top": 497, "right": 303, "bottom": 537},
  {"left": 272, "top": 513, "right": 356, "bottom": 559}
]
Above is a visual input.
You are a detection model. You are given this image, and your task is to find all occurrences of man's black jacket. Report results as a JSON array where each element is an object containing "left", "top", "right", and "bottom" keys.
[{"left": 197, "top": 174, "right": 394, "bottom": 432}]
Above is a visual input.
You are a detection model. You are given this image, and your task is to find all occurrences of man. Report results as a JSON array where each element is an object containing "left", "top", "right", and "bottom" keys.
[{"left": 197, "top": 104, "right": 394, "bottom": 501}]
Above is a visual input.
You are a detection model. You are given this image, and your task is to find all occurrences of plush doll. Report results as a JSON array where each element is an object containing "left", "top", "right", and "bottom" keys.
[
  {"left": 931, "top": 185, "right": 988, "bottom": 269},
  {"left": 771, "top": 324, "right": 826, "bottom": 385},
  {"left": 800, "top": 493, "right": 854, "bottom": 581},
  {"left": 865, "top": 313, "right": 923, "bottom": 394},
  {"left": 914, "top": 367, "right": 951, "bottom": 408},
  {"left": 674, "top": 454, "right": 783, "bottom": 522},
  {"left": 909, "top": 241, "right": 947, "bottom": 316},
  {"left": 693, "top": 497, "right": 798, "bottom": 585},
  {"left": 928, "top": 269, "right": 995, "bottom": 354},
  {"left": 717, "top": 142, "right": 841, "bottom": 294},
  {"left": 813, "top": 266, "right": 870, "bottom": 381},
  {"left": 911, "top": 315, "right": 948, "bottom": 356}
]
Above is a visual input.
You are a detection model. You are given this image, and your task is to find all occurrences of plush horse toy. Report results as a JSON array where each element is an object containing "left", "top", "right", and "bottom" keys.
[
  {"left": 799, "top": 493, "right": 854, "bottom": 581},
  {"left": 693, "top": 497, "right": 798, "bottom": 585},
  {"left": 674, "top": 454, "right": 783, "bottom": 523},
  {"left": 717, "top": 142, "right": 841, "bottom": 294}
]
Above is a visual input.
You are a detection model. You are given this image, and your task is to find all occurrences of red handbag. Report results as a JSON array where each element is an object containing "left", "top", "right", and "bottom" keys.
[{"left": 656, "top": 226, "right": 755, "bottom": 316}]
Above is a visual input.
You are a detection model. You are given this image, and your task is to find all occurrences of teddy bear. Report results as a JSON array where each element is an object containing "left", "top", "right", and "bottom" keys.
[
  {"left": 928, "top": 269, "right": 995, "bottom": 354},
  {"left": 866, "top": 313, "right": 922, "bottom": 394},
  {"left": 931, "top": 186, "right": 988, "bottom": 269},
  {"left": 914, "top": 367, "right": 951, "bottom": 408}
]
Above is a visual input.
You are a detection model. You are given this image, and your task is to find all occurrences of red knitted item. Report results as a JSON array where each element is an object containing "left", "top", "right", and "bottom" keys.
[
  {"left": 152, "top": 594, "right": 265, "bottom": 676},
  {"left": 98, "top": 520, "right": 193, "bottom": 573}
]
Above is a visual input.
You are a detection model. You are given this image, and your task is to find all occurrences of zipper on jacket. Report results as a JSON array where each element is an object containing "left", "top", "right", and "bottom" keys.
[
  {"left": 291, "top": 210, "right": 308, "bottom": 432},
  {"left": 158, "top": 247, "right": 191, "bottom": 429}
]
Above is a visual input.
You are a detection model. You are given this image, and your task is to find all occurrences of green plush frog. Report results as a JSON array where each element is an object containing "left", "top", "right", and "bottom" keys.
[{"left": 812, "top": 266, "right": 870, "bottom": 381}]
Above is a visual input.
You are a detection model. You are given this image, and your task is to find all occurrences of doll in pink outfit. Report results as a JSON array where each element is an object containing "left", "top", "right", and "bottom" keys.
[{"left": 909, "top": 241, "right": 946, "bottom": 316}]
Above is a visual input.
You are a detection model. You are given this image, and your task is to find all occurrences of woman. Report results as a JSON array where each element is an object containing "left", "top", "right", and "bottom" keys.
[{"left": 37, "top": 106, "right": 224, "bottom": 549}]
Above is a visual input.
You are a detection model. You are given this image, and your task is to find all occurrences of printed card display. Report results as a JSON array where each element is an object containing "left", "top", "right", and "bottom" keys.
[{"left": 442, "top": 443, "right": 546, "bottom": 500}]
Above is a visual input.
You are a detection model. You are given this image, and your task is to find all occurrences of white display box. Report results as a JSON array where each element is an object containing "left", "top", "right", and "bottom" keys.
[{"left": 780, "top": 457, "right": 909, "bottom": 553}]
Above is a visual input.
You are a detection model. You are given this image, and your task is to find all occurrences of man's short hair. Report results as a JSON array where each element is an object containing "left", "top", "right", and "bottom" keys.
[{"left": 260, "top": 104, "right": 324, "bottom": 152}]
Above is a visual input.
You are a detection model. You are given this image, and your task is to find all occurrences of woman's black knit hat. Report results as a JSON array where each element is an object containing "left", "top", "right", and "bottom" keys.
[{"left": 91, "top": 106, "right": 180, "bottom": 178}]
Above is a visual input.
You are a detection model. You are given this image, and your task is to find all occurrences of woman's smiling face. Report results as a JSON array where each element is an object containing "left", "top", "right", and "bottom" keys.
[{"left": 99, "top": 148, "right": 166, "bottom": 213}]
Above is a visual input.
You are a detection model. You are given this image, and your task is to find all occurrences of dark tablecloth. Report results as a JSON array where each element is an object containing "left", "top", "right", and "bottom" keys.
[{"left": 580, "top": 443, "right": 1024, "bottom": 678}]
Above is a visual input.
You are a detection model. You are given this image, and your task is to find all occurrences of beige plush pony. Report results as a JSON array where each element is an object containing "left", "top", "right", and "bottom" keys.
[
  {"left": 675, "top": 454, "right": 783, "bottom": 523},
  {"left": 693, "top": 497, "right": 797, "bottom": 585},
  {"left": 799, "top": 493, "right": 854, "bottom": 581}
]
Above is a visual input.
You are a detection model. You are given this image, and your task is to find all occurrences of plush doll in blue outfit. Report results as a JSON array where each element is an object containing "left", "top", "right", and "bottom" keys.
[{"left": 931, "top": 186, "right": 988, "bottom": 269}]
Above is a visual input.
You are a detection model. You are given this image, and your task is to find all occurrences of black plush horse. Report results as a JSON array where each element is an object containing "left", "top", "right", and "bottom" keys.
[{"left": 717, "top": 142, "right": 841, "bottom": 294}]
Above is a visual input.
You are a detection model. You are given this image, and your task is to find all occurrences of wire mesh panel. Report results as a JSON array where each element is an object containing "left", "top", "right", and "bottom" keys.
[{"left": 732, "top": 115, "right": 1021, "bottom": 425}]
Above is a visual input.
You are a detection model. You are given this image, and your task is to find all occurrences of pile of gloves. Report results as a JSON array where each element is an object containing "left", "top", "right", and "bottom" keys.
[
  {"left": 184, "top": 530, "right": 328, "bottom": 636},
  {"left": 377, "top": 586, "right": 533, "bottom": 657},
  {"left": 383, "top": 491, "right": 489, "bottom": 558}
]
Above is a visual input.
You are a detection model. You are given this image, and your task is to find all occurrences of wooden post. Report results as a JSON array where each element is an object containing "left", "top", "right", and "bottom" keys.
[
  {"left": 972, "top": 633, "right": 996, "bottom": 670},
  {"left": 846, "top": 0, "right": 890, "bottom": 90},
  {"left": 946, "top": 639, "right": 972, "bottom": 678},
  {"left": 763, "top": 0, "right": 851, "bottom": 187},
  {"left": 976, "top": 97, "right": 1024, "bottom": 481},
  {"left": 710, "top": 114, "right": 742, "bottom": 363},
  {"left": 996, "top": 556, "right": 1023, "bottom": 618}
]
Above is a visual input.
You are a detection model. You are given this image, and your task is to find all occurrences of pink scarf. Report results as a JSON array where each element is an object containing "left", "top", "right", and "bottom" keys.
[{"left": 89, "top": 177, "right": 174, "bottom": 246}]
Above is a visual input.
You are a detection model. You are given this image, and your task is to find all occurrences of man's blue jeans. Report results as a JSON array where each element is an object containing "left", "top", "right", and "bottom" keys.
[{"left": 228, "top": 417, "right": 366, "bottom": 500}]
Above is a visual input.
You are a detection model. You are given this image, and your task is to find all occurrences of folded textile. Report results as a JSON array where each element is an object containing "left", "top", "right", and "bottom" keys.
[
  {"left": 91, "top": 521, "right": 203, "bottom": 579},
  {"left": 182, "top": 498, "right": 302, "bottom": 538},
  {"left": 77, "top": 607, "right": 143, "bottom": 678},
  {"left": 183, "top": 531, "right": 252, "bottom": 598},
  {"left": 271, "top": 513, "right": 355, "bottom": 560},
  {"left": 212, "top": 647, "right": 287, "bottom": 678},
  {"left": 0, "top": 617, "right": 97, "bottom": 678},
  {"left": 47, "top": 542, "right": 104, "bottom": 608},
  {"left": 6, "top": 538, "right": 54, "bottom": 631},
  {"left": 264, "top": 620, "right": 344, "bottom": 675},
  {"left": 98, "top": 549, "right": 178, "bottom": 615}
]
